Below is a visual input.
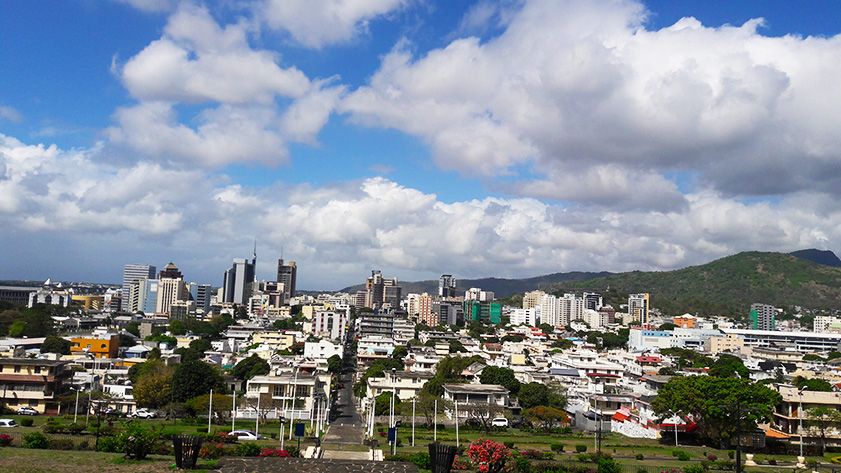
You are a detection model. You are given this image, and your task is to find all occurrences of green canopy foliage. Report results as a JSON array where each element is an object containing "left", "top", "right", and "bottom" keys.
[
  {"left": 479, "top": 366, "right": 521, "bottom": 395},
  {"left": 40, "top": 336, "right": 71, "bottom": 355},
  {"left": 651, "top": 376, "right": 781, "bottom": 447},
  {"left": 171, "top": 360, "right": 226, "bottom": 402},
  {"left": 230, "top": 354, "right": 270, "bottom": 381},
  {"left": 517, "top": 382, "right": 567, "bottom": 410}
]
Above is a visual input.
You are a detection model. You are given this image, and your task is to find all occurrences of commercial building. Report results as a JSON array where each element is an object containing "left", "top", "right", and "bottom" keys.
[
  {"left": 156, "top": 262, "right": 186, "bottom": 316},
  {"left": 71, "top": 334, "right": 119, "bottom": 359},
  {"left": 121, "top": 264, "right": 156, "bottom": 312},
  {"left": 628, "top": 293, "right": 650, "bottom": 326},
  {"left": 464, "top": 301, "right": 501, "bottom": 324},
  {"left": 223, "top": 257, "right": 255, "bottom": 305},
  {"left": 439, "top": 274, "right": 457, "bottom": 298},
  {"left": 276, "top": 259, "right": 297, "bottom": 301}
]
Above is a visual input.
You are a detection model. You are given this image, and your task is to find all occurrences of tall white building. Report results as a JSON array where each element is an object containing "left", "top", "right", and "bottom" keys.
[
  {"left": 510, "top": 307, "right": 537, "bottom": 327},
  {"left": 156, "top": 262, "right": 186, "bottom": 316},
  {"left": 121, "top": 264, "right": 156, "bottom": 312},
  {"left": 559, "top": 293, "right": 584, "bottom": 326},
  {"left": 539, "top": 294, "right": 559, "bottom": 326},
  {"left": 628, "top": 293, "right": 650, "bottom": 326}
]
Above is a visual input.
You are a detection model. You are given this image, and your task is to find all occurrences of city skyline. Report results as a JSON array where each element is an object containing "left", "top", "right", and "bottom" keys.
[{"left": 3, "top": 0, "right": 841, "bottom": 289}]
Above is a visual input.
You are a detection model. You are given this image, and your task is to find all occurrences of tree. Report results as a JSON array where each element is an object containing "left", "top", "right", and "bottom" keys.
[
  {"left": 40, "top": 336, "right": 71, "bottom": 355},
  {"left": 551, "top": 339, "right": 573, "bottom": 350},
  {"left": 391, "top": 346, "right": 409, "bottom": 361},
  {"left": 185, "top": 393, "right": 234, "bottom": 420},
  {"left": 523, "top": 406, "right": 570, "bottom": 432},
  {"left": 168, "top": 319, "right": 187, "bottom": 336},
  {"left": 517, "top": 382, "right": 567, "bottom": 410},
  {"left": 231, "top": 354, "right": 270, "bottom": 381},
  {"left": 709, "top": 353, "right": 749, "bottom": 378},
  {"left": 415, "top": 391, "right": 452, "bottom": 429},
  {"left": 327, "top": 355, "right": 343, "bottom": 376},
  {"left": 466, "top": 401, "right": 507, "bottom": 433},
  {"left": 449, "top": 340, "right": 467, "bottom": 353},
  {"left": 171, "top": 360, "right": 226, "bottom": 402},
  {"left": 374, "top": 391, "right": 400, "bottom": 416},
  {"left": 479, "top": 367, "right": 521, "bottom": 395},
  {"left": 794, "top": 376, "right": 834, "bottom": 392},
  {"left": 805, "top": 406, "right": 841, "bottom": 454},
  {"left": 133, "top": 372, "right": 173, "bottom": 409},
  {"left": 651, "top": 376, "right": 781, "bottom": 447},
  {"left": 189, "top": 338, "right": 212, "bottom": 354},
  {"left": 128, "top": 359, "right": 169, "bottom": 383},
  {"left": 658, "top": 323, "right": 677, "bottom": 331},
  {"left": 125, "top": 322, "right": 141, "bottom": 337},
  {"left": 290, "top": 343, "right": 305, "bottom": 355},
  {"left": 118, "top": 333, "right": 137, "bottom": 347}
]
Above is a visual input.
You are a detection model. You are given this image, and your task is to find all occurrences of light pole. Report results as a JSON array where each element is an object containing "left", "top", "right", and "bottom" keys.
[
  {"left": 666, "top": 409, "right": 683, "bottom": 447},
  {"left": 73, "top": 387, "right": 80, "bottom": 424},
  {"left": 797, "top": 387, "right": 808, "bottom": 468}
]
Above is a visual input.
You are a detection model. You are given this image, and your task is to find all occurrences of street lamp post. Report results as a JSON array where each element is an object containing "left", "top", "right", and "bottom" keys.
[
  {"left": 73, "top": 387, "right": 80, "bottom": 424},
  {"left": 797, "top": 387, "right": 808, "bottom": 469}
]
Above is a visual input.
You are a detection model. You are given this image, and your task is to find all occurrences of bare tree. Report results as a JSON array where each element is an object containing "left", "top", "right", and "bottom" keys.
[{"left": 465, "top": 401, "right": 507, "bottom": 433}]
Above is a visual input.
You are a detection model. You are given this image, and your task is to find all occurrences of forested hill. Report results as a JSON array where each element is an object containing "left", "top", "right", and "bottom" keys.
[
  {"left": 551, "top": 251, "right": 841, "bottom": 317},
  {"left": 339, "top": 271, "right": 611, "bottom": 299}
]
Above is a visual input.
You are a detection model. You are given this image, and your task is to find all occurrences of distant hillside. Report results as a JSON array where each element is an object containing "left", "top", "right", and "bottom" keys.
[
  {"left": 551, "top": 251, "right": 841, "bottom": 317},
  {"left": 339, "top": 271, "right": 611, "bottom": 299},
  {"left": 790, "top": 249, "right": 841, "bottom": 267}
]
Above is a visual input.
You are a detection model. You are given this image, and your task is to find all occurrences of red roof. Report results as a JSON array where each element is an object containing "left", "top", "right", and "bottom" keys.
[
  {"left": 612, "top": 412, "right": 629, "bottom": 422},
  {"left": 636, "top": 356, "right": 661, "bottom": 363},
  {"left": 586, "top": 373, "right": 620, "bottom": 378}
]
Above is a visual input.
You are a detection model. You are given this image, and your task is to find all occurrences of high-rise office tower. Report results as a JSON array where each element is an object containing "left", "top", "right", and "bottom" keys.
[
  {"left": 750, "top": 303, "right": 776, "bottom": 331},
  {"left": 583, "top": 292, "right": 603, "bottom": 311},
  {"left": 628, "top": 293, "right": 650, "bottom": 326},
  {"left": 276, "top": 259, "right": 297, "bottom": 301},
  {"left": 439, "top": 274, "right": 456, "bottom": 298},
  {"left": 156, "top": 262, "right": 186, "bottom": 315},
  {"left": 224, "top": 258, "right": 255, "bottom": 305},
  {"left": 121, "top": 264, "right": 156, "bottom": 311}
]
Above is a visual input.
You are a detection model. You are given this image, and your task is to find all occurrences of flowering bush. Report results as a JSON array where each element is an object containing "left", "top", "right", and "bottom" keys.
[
  {"left": 259, "top": 448, "right": 291, "bottom": 457},
  {"left": 707, "top": 454, "right": 717, "bottom": 461},
  {"left": 467, "top": 439, "right": 513, "bottom": 473},
  {"left": 199, "top": 443, "right": 226, "bottom": 459},
  {"left": 452, "top": 454, "right": 470, "bottom": 471},
  {"left": 119, "top": 424, "right": 163, "bottom": 460},
  {"left": 0, "top": 434, "right": 12, "bottom": 447}
]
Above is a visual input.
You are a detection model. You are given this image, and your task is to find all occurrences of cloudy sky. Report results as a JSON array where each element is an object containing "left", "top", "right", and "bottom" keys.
[{"left": 2, "top": 0, "right": 841, "bottom": 290}]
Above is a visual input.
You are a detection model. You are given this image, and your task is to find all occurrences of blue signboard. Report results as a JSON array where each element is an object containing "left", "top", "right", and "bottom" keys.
[
  {"left": 387, "top": 427, "right": 397, "bottom": 442},
  {"left": 295, "top": 422, "right": 305, "bottom": 438}
]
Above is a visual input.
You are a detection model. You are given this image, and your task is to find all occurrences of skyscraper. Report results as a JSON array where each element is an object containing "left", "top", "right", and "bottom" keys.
[
  {"left": 628, "top": 293, "right": 650, "bottom": 326},
  {"left": 224, "top": 258, "right": 255, "bottom": 305},
  {"left": 156, "top": 262, "right": 186, "bottom": 315},
  {"left": 439, "top": 274, "right": 456, "bottom": 298},
  {"left": 121, "top": 264, "right": 156, "bottom": 312},
  {"left": 276, "top": 259, "right": 297, "bottom": 301}
]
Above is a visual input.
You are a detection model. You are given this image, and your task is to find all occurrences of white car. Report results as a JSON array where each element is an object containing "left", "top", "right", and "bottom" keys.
[
  {"left": 229, "top": 430, "right": 263, "bottom": 441},
  {"left": 0, "top": 419, "right": 19, "bottom": 428},
  {"left": 17, "top": 407, "right": 38, "bottom": 416},
  {"left": 130, "top": 409, "right": 157, "bottom": 419},
  {"left": 491, "top": 417, "right": 509, "bottom": 428}
]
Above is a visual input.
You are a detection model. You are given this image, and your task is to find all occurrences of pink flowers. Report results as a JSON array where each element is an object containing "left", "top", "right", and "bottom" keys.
[
  {"left": 0, "top": 434, "right": 12, "bottom": 447},
  {"left": 259, "top": 448, "right": 291, "bottom": 457},
  {"left": 466, "top": 439, "right": 513, "bottom": 473}
]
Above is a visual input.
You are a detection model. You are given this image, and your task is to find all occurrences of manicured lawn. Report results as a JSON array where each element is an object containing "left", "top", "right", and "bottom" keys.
[{"left": 0, "top": 448, "right": 216, "bottom": 473}]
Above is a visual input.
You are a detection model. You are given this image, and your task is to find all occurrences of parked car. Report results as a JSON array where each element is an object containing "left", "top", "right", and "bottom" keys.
[
  {"left": 0, "top": 419, "right": 19, "bottom": 427},
  {"left": 129, "top": 409, "right": 156, "bottom": 419},
  {"left": 463, "top": 418, "right": 481, "bottom": 427},
  {"left": 17, "top": 407, "right": 38, "bottom": 416},
  {"left": 491, "top": 417, "right": 509, "bottom": 428},
  {"left": 511, "top": 418, "right": 532, "bottom": 429},
  {"left": 229, "top": 430, "right": 263, "bottom": 441},
  {"left": 104, "top": 408, "right": 123, "bottom": 417}
]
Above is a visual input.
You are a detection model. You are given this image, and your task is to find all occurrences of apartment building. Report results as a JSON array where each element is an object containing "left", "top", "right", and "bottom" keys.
[{"left": 0, "top": 359, "right": 73, "bottom": 415}]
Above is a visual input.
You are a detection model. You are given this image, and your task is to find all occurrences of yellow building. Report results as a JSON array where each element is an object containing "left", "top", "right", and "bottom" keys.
[
  {"left": 704, "top": 333, "right": 745, "bottom": 354},
  {"left": 71, "top": 334, "right": 119, "bottom": 359},
  {"left": 252, "top": 331, "right": 296, "bottom": 351},
  {"left": 71, "top": 295, "right": 105, "bottom": 310}
]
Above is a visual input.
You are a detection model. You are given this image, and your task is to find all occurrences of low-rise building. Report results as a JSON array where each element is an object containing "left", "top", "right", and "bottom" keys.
[
  {"left": 0, "top": 359, "right": 73, "bottom": 414},
  {"left": 70, "top": 333, "right": 119, "bottom": 359}
]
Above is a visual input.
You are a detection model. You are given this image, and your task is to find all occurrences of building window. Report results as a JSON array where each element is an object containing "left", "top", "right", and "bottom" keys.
[
  {"left": 101, "top": 344, "right": 106, "bottom": 349},
  {"left": 273, "top": 385, "right": 285, "bottom": 397},
  {"left": 34, "top": 367, "right": 41, "bottom": 374},
  {"left": 14, "top": 366, "right": 20, "bottom": 373}
]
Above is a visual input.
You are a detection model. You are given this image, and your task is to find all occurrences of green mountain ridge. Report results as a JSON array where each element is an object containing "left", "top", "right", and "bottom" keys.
[
  {"left": 551, "top": 251, "right": 841, "bottom": 317},
  {"left": 338, "top": 271, "right": 612, "bottom": 299}
]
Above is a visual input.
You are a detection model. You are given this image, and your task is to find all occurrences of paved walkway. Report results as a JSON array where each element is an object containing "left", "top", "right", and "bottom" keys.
[{"left": 212, "top": 458, "right": 418, "bottom": 473}]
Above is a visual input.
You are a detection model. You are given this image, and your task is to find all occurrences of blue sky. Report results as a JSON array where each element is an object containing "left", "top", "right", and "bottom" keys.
[{"left": 2, "top": 0, "right": 841, "bottom": 290}]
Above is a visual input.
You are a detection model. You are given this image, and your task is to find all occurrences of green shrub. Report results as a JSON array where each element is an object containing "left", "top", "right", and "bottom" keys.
[
  {"left": 96, "top": 436, "right": 123, "bottom": 453},
  {"left": 684, "top": 463, "right": 705, "bottom": 473},
  {"left": 551, "top": 442, "right": 564, "bottom": 452},
  {"left": 20, "top": 418, "right": 34, "bottom": 427},
  {"left": 728, "top": 450, "right": 735, "bottom": 459},
  {"left": 597, "top": 456, "right": 620, "bottom": 473},
  {"left": 50, "top": 438, "right": 75, "bottom": 450},
  {"left": 576, "top": 453, "right": 591, "bottom": 462},
  {"left": 672, "top": 450, "right": 681, "bottom": 457},
  {"left": 22, "top": 432, "right": 51, "bottom": 449},
  {"left": 119, "top": 424, "right": 163, "bottom": 460},
  {"left": 635, "top": 453, "right": 644, "bottom": 460},
  {"left": 678, "top": 452, "right": 691, "bottom": 461},
  {"left": 76, "top": 440, "right": 89, "bottom": 451},
  {"left": 504, "top": 441, "right": 515, "bottom": 449},
  {"left": 234, "top": 442, "right": 262, "bottom": 456},
  {"left": 637, "top": 468, "right": 648, "bottom": 473},
  {"left": 575, "top": 444, "right": 587, "bottom": 453},
  {"left": 42, "top": 422, "right": 63, "bottom": 434},
  {"left": 67, "top": 423, "right": 86, "bottom": 435}
]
